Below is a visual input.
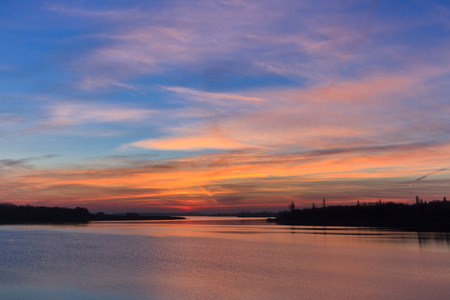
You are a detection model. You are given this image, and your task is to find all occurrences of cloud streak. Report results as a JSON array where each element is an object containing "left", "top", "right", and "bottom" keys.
[
  {"left": 327, "top": 0, "right": 381, "bottom": 89},
  {"left": 409, "top": 168, "right": 448, "bottom": 186},
  {"left": 164, "top": 87, "right": 263, "bottom": 102},
  {"left": 44, "top": 102, "right": 155, "bottom": 126},
  {"left": 0, "top": 155, "right": 59, "bottom": 169}
]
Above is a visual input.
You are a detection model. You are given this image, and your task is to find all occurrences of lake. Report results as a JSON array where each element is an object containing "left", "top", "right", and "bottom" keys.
[{"left": 0, "top": 217, "right": 449, "bottom": 300}]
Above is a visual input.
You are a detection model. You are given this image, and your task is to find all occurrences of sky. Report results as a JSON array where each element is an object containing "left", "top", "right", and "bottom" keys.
[{"left": 1, "top": 0, "right": 450, "bottom": 213}]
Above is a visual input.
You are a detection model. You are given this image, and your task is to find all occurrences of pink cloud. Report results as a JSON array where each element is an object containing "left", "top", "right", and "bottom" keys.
[
  {"left": 50, "top": 0, "right": 380, "bottom": 90},
  {"left": 45, "top": 102, "right": 154, "bottom": 126},
  {"left": 164, "top": 87, "right": 263, "bottom": 102},
  {"left": 125, "top": 134, "right": 250, "bottom": 151}
]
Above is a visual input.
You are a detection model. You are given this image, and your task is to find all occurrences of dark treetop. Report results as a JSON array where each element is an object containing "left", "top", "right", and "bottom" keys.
[{"left": 0, "top": 203, "right": 90, "bottom": 224}]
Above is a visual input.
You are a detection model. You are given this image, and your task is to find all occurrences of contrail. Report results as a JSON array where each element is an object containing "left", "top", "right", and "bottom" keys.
[
  {"left": 408, "top": 168, "right": 448, "bottom": 186},
  {"left": 327, "top": 0, "right": 381, "bottom": 89}
]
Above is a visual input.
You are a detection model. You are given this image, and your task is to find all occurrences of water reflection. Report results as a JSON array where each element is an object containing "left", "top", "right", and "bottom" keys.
[
  {"left": 3, "top": 217, "right": 448, "bottom": 251},
  {"left": 283, "top": 225, "right": 450, "bottom": 249},
  {"left": 151, "top": 217, "right": 450, "bottom": 250},
  {"left": 1, "top": 217, "right": 450, "bottom": 300}
]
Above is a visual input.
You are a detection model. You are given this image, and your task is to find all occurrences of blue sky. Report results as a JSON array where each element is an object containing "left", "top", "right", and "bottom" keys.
[{"left": 1, "top": 0, "right": 450, "bottom": 212}]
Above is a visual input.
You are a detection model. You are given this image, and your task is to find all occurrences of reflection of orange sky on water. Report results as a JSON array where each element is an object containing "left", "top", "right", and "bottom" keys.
[
  {"left": 32, "top": 217, "right": 447, "bottom": 251},
  {"left": 8, "top": 218, "right": 449, "bottom": 300}
]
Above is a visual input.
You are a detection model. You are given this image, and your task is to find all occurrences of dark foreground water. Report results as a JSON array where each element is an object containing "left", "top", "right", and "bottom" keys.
[{"left": 0, "top": 217, "right": 449, "bottom": 300}]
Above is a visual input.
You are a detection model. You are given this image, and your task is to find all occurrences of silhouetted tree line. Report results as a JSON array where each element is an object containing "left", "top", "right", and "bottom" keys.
[
  {"left": 0, "top": 203, "right": 90, "bottom": 224},
  {"left": 270, "top": 197, "right": 450, "bottom": 231}
]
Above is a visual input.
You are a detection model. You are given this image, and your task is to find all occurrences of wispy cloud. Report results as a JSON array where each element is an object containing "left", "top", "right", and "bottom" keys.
[
  {"left": 115, "top": 55, "right": 450, "bottom": 155},
  {"left": 125, "top": 135, "right": 247, "bottom": 151},
  {"left": 164, "top": 87, "right": 263, "bottom": 102},
  {"left": 42, "top": 0, "right": 450, "bottom": 95},
  {"left": 0, "top": 114, "right": 24, "bottom": 125},
  {"left": 44, "top": 102, "right": 155, "bottom": 126},
  {"left": 0, "top": 155, "right": 59, "bottom": 169},
  {"left": 47, "top": 0, "right": 377, "bottom": 90}
]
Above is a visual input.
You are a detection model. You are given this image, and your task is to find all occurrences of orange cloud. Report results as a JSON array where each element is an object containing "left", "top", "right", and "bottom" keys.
[{"left": 2, "top": 140, "right": 449, "bottom": 212}]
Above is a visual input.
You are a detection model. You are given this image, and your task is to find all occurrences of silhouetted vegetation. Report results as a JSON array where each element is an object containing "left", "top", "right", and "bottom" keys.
[
  {"left": 269, "top": 197, "right": 450, "bottom": 232},
  {"left": 0, "top": 204, "right": 186, "bottom": 224},
  {"left": 0, "top": 203, "right": 90, "bottom": 224}
]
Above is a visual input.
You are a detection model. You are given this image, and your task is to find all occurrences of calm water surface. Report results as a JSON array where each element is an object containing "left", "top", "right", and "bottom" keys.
[{"left": 0, "top": 217, "right": 449, "bottom": 300}]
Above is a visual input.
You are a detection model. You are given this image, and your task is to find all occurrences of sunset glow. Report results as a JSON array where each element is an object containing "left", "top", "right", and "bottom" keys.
[{"left": 1, "top": 0, "right": 450, "bottom": 212}]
